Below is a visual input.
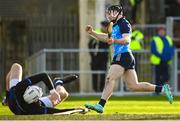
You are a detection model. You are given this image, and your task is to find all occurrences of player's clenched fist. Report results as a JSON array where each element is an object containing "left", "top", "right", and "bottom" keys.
[{"left": 86, "top": 25, "right": 93, "bottom": 34}]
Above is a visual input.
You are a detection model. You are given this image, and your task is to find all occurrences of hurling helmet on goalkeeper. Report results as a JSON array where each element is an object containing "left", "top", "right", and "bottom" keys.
[{"left": 23, "top": 85, "right": 43, "bottom": 104}]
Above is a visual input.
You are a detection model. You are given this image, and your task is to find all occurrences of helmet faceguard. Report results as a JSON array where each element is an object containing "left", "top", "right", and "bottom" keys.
[
  {"left": 23, "top": 86, "right": 43, "bottom": 104},
  {"left": 106, "top": 5, "right": 123, "bottom": 23}
]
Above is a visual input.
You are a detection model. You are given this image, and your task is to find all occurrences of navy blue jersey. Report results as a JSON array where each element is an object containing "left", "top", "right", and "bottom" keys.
[{"left": 111, "top": 18, "right": 132, "bottom": 56}]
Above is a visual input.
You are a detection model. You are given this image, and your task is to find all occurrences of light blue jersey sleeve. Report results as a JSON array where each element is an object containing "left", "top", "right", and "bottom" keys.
[{"left": 111, "top": 18, "right": 132, "bottom": 56}]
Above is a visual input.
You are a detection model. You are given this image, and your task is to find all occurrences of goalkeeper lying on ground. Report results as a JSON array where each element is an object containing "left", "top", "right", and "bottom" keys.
[{"left": 5, "top": 63, "right": 79, "bottom": 115}]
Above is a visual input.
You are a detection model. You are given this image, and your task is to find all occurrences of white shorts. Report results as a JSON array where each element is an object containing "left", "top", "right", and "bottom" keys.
[
  {"left": 10, "top": 79, "right": 20, "bottom": 88},
  {"left": 39, "top": 97, "right": 53, "bottom": 108}
]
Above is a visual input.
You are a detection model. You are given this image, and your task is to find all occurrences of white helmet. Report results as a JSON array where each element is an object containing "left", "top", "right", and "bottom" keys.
[{"left": 23, "top": 85, "right": 43, "bottom": 104}]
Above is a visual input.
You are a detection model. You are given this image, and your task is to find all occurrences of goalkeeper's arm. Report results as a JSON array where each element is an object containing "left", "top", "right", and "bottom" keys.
[{"left": 15, "top": 73, "right": 54, "bottom": 93}]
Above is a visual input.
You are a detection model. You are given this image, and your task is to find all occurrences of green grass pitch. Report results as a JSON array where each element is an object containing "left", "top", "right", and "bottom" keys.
[{"left": 0, "top": 96, "right": 180, "bottom": 120}]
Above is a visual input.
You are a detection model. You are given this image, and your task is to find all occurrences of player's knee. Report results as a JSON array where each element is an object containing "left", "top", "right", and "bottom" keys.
[
  {"left": 11, "top": 63, "right": 22, "bottom": 72},
  {"left": 106, "top": 75, "right": 115, "bottom": 83}
]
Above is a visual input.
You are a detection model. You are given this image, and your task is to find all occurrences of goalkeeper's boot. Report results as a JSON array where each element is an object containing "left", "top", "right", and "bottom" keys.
[
  {"left": 84, "top": 103, "right": 103, "bottom": 113},
  {"left": 162, "top": 84, "right": 173, "bottom": 104},
  {"left": 53, "top": 74, "right": 78, "bottom": 87}
]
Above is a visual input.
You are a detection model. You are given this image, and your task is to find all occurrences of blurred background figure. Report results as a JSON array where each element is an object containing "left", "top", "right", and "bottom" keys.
[
  {"left": 129, "top": 0, "right": 142, "bottom": 24},
  {"left": 130, "top": 24, "right": 144, "bottom": 73},
  {"left": 88, "top": 21, "right": 109, "bottom": 92},
  {"left": 130, "top": 25, "right": 144, "bottom": 51},
  {"left": 167, "top": 0, "right": 180, "bottom": 17},
  {"left": 150, "top": 27, "right": 175, "bottom": 94}
]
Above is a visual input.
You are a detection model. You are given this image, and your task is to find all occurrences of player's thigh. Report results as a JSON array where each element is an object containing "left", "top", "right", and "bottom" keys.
[
  {"left": 9, "top": 63, "right": 23, "bottom": 81},
  {"left": 107, "top": 64, "right": 125, "bottom": 81},
  {"left": 123, "top": 69, "right": 138, "bottom": 86}
]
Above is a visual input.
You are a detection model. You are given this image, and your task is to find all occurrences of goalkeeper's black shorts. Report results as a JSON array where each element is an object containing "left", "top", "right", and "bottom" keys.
[{"left": 6, "top": 87, "right": 25, "bottom": 115}]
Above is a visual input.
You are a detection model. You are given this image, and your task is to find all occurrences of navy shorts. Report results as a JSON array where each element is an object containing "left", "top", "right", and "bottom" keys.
[
  {"left": 111, "top": 52, "right": 135, "bottom": 70},
  {"left": 7, "top": 87, "right": 22, "bottom": 115}
]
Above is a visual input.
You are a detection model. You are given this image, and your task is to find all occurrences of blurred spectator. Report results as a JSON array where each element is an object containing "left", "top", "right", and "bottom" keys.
[
  {"left": 129, "top": 0, "right": 142, "bottom": 24},
  {"left": 88, "top": 21, "right": 109, "bottom": 92},
  {"left": 130, "top": 25, "right": 144, "bottom": 51},
  {"left": 150, "top": 27, "right": 175, "bottom": 94},
  {"left": 168, "top": 0, "right": 180, "bottom": 16},
  {"left": 130, "top": 25, "right": 144, "bottom": 73}
]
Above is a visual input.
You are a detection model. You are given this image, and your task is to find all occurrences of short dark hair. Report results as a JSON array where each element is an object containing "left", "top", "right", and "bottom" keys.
[{"left": 107, "top": 5, "right": 123, "bottom": 14}]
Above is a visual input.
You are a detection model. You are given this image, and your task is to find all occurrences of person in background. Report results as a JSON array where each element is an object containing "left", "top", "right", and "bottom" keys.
[
  {"left": 130, "top": 25, "right": 144, "bottom": 51},
  {"left": 129, "top": 0, "right": 142, "bottom": 23},
  {"left": 130, "top": 24, "right": 144, "bottom": 73},
  {"left": 150, "top": 27, "right": 175, "bottom": 94},
  {"left": 88, "top": 21, "right": 109, "bottom": 92}
]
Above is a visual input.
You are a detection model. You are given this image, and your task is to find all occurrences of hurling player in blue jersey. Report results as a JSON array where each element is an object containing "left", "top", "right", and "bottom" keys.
[{"left": 84, "top": 5, "right": 173, "bottom": 113}]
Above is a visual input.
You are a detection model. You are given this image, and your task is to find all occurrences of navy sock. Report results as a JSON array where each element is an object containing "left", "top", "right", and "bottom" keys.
[
  {"left": 155, "top": 86, "right": 162, "bottom": 93},
  {"left": 98, "top": 99, "right": 106, "bottom": 107}
]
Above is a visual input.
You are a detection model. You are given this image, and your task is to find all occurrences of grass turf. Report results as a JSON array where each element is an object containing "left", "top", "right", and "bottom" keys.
[{"left": 0, "top": 96, "right": 180, "bottom": 120}]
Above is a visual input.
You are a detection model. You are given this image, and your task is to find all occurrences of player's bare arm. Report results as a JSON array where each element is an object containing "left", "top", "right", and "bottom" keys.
[
  {"left": 107, "top": 33, "right": 130, "bottom": 45},
  {"left": 86, "top": 25, "right": 108, "bottom": 42}
]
